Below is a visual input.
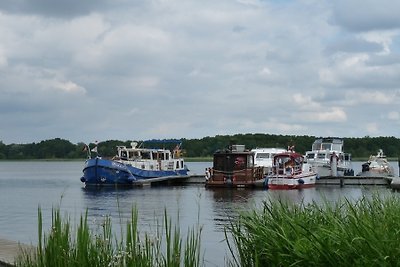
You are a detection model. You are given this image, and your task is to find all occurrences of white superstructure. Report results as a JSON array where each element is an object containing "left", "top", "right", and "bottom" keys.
[
  {"left": 251, "top": 148, "right": 287, "bottom": 174},
  {"left": 304, "top": 137, "right": 354, "bottom": 177}
]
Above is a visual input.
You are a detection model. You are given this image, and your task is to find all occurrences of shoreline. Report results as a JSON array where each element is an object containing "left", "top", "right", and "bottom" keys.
[{"left": 0, "top": 238, "right": 33, "bottom": 267}]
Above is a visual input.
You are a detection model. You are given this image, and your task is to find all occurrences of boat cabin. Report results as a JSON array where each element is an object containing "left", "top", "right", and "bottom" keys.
[
  {"left": 272, "top": 152, "right": 304, "bottom": 176},
  {"left": 115, "top": 142, "right": 185, "bottom": 171},
  {"left": 118, "top": 146, "right": 173, "bottom": 161},
  {"left": 311, "top": 138, "right": 344, "bottom": 152},
  {"left": 206, "top": 145, "right": 264, "bottom": 187},
  {"left": 251, "top": 148, "right": 287, "bottom": 174}
]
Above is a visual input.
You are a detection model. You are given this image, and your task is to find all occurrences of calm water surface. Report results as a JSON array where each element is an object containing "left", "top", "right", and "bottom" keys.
[{"left": 0, "top": 161, "right": 398, "bottom": 266}]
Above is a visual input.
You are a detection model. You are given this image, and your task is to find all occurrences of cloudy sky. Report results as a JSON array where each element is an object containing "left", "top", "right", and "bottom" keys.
[{"left": 0, "top": 0, "right": 399, "bottom": 144}]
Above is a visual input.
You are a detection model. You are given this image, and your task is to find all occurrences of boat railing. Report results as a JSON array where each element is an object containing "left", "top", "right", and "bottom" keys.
[
  {"left": 273, "top": 165, "right": 301, "bottom": 176},
  {"left": 211, "top": 167, "right": 263, "bottom": 181}
]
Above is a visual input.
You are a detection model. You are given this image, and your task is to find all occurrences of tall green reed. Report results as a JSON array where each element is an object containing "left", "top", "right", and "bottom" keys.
[
  {"left": 16, "top": 206, "right": 203, "bottom": 267},
  {"left": 227, "top": 193, "right": 400, "bottom": 267}
]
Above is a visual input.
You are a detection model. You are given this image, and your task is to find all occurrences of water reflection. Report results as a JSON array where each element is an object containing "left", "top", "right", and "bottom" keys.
[
  {"left": 80, "top": 185, "right": 205, "bottom": 232},
  {"left": 206, "top": 188, "right": 262, "bottom": 231}
]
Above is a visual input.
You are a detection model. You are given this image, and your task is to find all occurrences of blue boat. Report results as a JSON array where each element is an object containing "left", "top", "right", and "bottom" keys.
[{"left": 81, "top": 140, "right": 188, "bottom": 186}]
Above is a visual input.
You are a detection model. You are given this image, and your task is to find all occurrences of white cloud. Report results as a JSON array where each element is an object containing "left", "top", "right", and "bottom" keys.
[
  {"left": 359, "top": 30, "right": 399, "bottom": 55},
  {"left": 388, "top": 111, "right": 399, "bottom": 120},
  {"left": 346, "top": 91, "right": 394, "bottom": 105},
  {"left": 292, "top": 93, "right": 321, "bottom": 110},
  {"left": 301, "top": 107, "right": 347, "bottom": 123}
]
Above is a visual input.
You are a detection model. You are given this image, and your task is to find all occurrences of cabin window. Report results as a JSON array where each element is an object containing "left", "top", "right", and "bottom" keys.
[
  {"left": 332, "top": 144, "right": 342, "bottom": 151},
  {"left": 248, "top": 156, "right": 253, "bottom": 166},
  {"left": 142, "top": 152, "right": 151, "bottom": 160},
  {"left": 121, "top": 151, "right": 127, "bottom": 159},
  {"left": 176, "top": 161, "right": 179, "bottom": 169},
  {"left": 166, "top": 153, "right": 169, "bottom": 160},
  {"left": 233, "top": 156, "right": 246, "bottom": 170},
  {"left": 317, "top": 153, "right": 326, "bottom": 159},
  {"left": 306, "top": 153, "right": 315, "bottom": 159},
  {"left": 128, "top": 152, "right": 135, "bottom": 159},
  {"left": 159, "top": 153, "right": 165, "bottom": 160},
  {"left": 214, "top": 155, "right": 225, "bottom": 171},
  {"left": 181, "top": 160, "right": 184, "bottom": 168},
  {"left": 321, "top": 144, "right": 331, "bottom": 150},
  {"left": 256, "top": 153, "right": 270, "bottom": 159}
]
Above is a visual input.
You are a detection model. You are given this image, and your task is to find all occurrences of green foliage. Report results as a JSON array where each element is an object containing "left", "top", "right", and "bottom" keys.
[
  {"left": 0, "top": 134, "right": 400, "bottom": 159},
  {"left": 227, "top": 194, "right": 400, "bottom": 267},
  {"left": 16, "top": 207, "right": 203, "bottom": 267}
]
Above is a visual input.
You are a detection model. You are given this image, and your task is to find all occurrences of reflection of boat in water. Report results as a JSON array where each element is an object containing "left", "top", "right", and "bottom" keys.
[
  {"left": 251, "top": 148, "right": 287, "bottom": 174},
  {"left": 357, "top": 149, "right": 394, "bottom": 177},
  {"left": 81, "top": 140, "right": 188, "bottom": 186},
  {"left": 267, "top": 151, "right": 317, "bottom": 190},
  {"left": 304, "top": 137, "right": 354, "bottom": 177},
  {"left": 207, "top": 187, "right": 256, "bottom": 203},
  {"left": 205, "top": 145, "right": 264, "bottom": 188}
]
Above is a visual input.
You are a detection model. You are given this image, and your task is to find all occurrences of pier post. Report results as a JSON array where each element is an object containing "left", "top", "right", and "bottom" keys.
[{"left": 331, "top": 153, "right": 338, "bottom": 177}]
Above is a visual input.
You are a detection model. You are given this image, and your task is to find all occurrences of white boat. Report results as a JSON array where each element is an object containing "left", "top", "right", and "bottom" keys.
[
  {"left": 304, "top": 137, "right": 354, "bottom": 177},
  {"left": 251, "top": 147, "right": 287, "bottom": 174},
  {"left": 267, "top": 151, "right": 317, "bottom": 190},
  {"left": 357, "top": 149, "right": 394, "bottom": 177}
]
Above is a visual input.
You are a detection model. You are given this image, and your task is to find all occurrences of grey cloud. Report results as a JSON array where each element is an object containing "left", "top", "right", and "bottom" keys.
[
  {"left": 332, "top": 0, "right": 400, "bottom": 32},
  {"left": 324, "top": 38, "right": 382, "bottom": 55},
  {"left": 0, "top": 0, "right": 131, "bottom": 18}
]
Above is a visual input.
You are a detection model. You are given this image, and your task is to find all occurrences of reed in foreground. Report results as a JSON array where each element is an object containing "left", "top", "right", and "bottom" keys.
[
  {"left": 227, "top": 193, "right": 400, "bottom": 267},
  {"left": 16, "top": 208, "right": 202, "bottom": 267}
]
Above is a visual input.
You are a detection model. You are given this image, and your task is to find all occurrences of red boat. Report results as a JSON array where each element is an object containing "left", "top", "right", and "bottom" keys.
[{"left": 267, "top": 151, "right": 317, "bottom": 190}]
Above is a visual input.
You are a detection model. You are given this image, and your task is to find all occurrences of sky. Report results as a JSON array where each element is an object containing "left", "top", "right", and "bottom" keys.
[{"left": 0, "top": 0, "right": 399, "bottom": 144}]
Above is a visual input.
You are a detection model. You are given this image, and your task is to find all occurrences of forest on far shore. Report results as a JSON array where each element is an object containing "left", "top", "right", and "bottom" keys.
[{"left": 0, "top": 134, "right": 399, "bottom": 160}]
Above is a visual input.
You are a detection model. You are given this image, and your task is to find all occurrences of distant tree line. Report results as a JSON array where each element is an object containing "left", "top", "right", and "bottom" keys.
[{"left": 0, "top": 134, "right": 399, "bottom": 160}]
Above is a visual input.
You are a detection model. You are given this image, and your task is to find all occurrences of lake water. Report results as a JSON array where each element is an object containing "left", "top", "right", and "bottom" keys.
[{"left": 0, "top": 161, "right": 399, "bottom": 266}]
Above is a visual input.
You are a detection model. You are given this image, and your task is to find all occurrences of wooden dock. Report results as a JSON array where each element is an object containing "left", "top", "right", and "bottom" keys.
[
  {"left": 130, "top": 174, "right": 399, "bottom": 188},
  {"left": 317, "top": 176, "right": 392, "bottom": 187},
  {"left": 131, "top": 174, "right": 205, "bottom": 186}
]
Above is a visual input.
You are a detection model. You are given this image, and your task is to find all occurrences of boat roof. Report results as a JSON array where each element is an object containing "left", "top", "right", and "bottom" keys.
[
  {"left": 313, "top": 137, "right": 344, "bottom": 143},
  {"left": 251, "top": 148, "right": 287, "bottom": 153},
  {"left": 143, "top": 139, "right": 182, "bottom": 144},
  {"left": 214, "top": 145, "right": 252, "bottom": 155},
  {"left": 273, "top": 151, "right": 303, "bottom": 160}
]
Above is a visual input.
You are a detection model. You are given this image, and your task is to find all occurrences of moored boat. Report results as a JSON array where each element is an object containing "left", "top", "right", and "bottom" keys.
[
  {"left": 205, "top": 145, "right": 264, "bottom": 188},
  {"left": 357, "top": 149, "right": 394, "bottom": 177},
  {"left": 251, "top": 147, "right": 287, "bottom": 174},
  {"left": 267, "top": 151, "right": 317, "bottom": 190},
  {"left": 81, "top": 140, "right": 188, "bottom": 186},
  {"left": 304, "top": 137, "right": 354, "bottom": 177}
]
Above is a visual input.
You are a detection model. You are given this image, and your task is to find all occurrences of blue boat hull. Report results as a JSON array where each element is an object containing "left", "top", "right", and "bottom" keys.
[{"left": 81, "top": 158, "right": 188, "bottom": 185}]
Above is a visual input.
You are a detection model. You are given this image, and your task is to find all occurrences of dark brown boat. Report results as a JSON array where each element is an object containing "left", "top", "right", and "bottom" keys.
[{"left": 205, "top": 145, "right": 264, "bottom": 188}]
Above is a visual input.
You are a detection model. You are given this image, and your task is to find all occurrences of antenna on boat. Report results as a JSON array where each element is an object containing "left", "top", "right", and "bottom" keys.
[{"left": 82, "top": 144, "right": 91, "bottom": 159}]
